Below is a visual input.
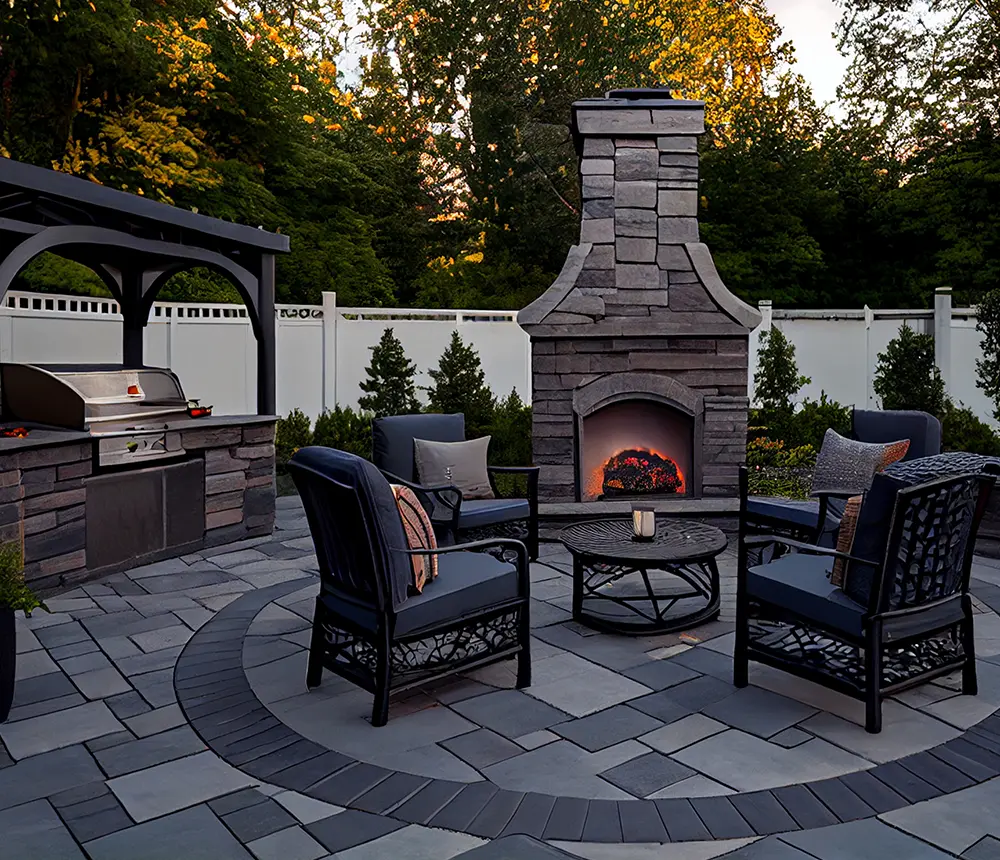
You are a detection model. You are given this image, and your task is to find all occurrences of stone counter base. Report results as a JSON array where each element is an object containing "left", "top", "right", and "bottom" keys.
[{"left": 0, "top": 418, "right": 276, "bottom": 594}]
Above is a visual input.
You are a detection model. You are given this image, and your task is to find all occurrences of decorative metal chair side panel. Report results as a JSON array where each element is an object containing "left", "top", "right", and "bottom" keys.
[
  {"left": 735, "top": 467, "right": 992, "bottom": 734},
  {"left": 371, "top": 413, "right": 541, "bottom": 560},
  {"left": 289, "top": 447, "right": 532, "bottom": 727}
]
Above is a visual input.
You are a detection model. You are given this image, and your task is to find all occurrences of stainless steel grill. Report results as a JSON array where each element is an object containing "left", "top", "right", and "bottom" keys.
[{"left": 0, "top": 364, "right": 197, "bottom": 467}]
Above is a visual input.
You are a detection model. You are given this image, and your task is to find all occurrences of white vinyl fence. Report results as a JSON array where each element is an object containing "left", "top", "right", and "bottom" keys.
[
  {"left": 0, "top": 288, "right": 991, "bottom": 426},
  {"left": 750, "top": 291, "right": 995, "bottom": 427},
  {"left": 0, "top": 291, "right": 531, "bottom": 418}
]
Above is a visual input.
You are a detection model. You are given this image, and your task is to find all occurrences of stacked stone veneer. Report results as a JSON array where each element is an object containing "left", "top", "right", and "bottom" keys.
[
  {"left": 183, "top": 420, "right": 277, "bottom": 547},
  {"left": 0, "top": 418, "right": 275, "bottom": 593},
  {"left": 518, "top": 91, "right": 761, "bottom": 503}
]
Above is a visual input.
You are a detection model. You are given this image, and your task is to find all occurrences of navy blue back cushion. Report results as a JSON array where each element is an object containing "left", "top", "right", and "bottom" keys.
[
  {"left": 288, "top": 446, "right": 411, "bottom": 611},
  {"left": 372, "top": 413, "right": 466, "bottom": 482},
  {"left": 852, "top": 409, "right": 942, "bottom": 461},
  {"left": 845, "top": 472, "right": 907, "bottom": 605}
]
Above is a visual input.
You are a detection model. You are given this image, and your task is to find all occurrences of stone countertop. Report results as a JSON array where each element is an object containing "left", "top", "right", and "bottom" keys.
[
  {"left": 0, "top": 414, "right": 274, "bottom": 453},
  {"left": 169, "top": 414, "right": 276, "bottom": 432},
  {"left": 0, "top": 426, "right": 93, "bottom": 453}
]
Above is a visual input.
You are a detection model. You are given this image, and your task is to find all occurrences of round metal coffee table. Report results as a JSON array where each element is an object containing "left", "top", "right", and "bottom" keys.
[{"left": 561, "top": 518, "right": 728, "bottom": 634}]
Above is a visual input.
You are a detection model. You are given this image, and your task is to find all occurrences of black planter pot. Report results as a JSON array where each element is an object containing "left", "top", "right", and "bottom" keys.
[{"left": 0, "top": 607, "right": 14, "bottom": 723}]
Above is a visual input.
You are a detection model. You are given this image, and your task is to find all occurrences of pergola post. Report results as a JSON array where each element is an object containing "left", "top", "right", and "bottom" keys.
[
  {"left": 121, "top": 269, "right": 145, "bottom": 368},
  {"left": 257, "top": 254, "right": 277, "bottom": 415}
]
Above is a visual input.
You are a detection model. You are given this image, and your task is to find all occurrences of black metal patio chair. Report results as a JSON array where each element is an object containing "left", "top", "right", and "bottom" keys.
[
  {"left": 735, "top": 466, "right": 992, "bottom": 734},
  {"left": 288, "top": 446, "right": 531, "bottom": 727},
  {"left": 371, "top": 413, "right": 540, "bottom": 560}
]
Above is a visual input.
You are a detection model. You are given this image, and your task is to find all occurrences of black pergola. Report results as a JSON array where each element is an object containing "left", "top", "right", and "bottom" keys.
[{"left": 0, "top": 157, "right": 290, "bottom": 414}]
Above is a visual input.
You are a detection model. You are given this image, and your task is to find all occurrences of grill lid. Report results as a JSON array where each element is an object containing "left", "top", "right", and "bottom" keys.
[{"left": 0, "top": 363, "right": 189, "bottom": 431}]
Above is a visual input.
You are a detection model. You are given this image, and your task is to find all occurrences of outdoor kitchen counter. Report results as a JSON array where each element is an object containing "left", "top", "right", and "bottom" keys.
[
  {"left": 0, "top": 415, "right": 277, "bottom": 592},
  {"left": 0, "top": 427, "right": 93, "bottom": 453}
]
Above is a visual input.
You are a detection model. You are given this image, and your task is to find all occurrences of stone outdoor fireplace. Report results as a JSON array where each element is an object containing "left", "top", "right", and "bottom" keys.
[{"left": 518, "top": 89, "right": 760, "bottom": 505}]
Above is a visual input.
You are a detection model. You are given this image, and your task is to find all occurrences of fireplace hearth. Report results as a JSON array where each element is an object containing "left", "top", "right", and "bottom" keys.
[{"left": 518, "top": 89, "right": 760, "bottom": 508}]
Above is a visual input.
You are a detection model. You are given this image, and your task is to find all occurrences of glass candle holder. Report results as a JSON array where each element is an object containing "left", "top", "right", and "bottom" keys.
[{"left": 631, "top": 504, "right": 656, "bottom": 541}]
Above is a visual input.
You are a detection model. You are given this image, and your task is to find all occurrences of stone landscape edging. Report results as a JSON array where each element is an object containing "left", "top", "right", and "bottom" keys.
[{"left": 174, "top": 580, "right": 1000, "bottom": 845}]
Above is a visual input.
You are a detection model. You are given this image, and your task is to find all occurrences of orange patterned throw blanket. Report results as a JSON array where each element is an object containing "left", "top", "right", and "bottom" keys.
[{"left": 390, "top": 484, "right": 439, "bottom": 594}]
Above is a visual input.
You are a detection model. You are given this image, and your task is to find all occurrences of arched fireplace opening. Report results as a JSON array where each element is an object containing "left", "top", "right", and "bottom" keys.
[{"left": 578, "top": 400, "right": 695, "bottom": 502}]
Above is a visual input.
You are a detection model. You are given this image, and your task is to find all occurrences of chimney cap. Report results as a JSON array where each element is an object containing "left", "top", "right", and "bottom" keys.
[{"left": 605, "top": 88, "right": 703, "bottom": 105}]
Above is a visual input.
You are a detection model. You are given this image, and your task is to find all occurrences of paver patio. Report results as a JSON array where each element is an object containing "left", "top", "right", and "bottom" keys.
[{"left": 4, "top": 495, "right": 1000, "bottom": 858}]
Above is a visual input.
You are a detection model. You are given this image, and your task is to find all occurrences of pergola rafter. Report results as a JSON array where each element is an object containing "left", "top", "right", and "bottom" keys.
[{"left": 0, "top": 157, "right": 290, "bottom": 414}]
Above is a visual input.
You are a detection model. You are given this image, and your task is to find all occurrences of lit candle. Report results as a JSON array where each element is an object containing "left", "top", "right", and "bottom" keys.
[{"left": 631, "top": 505, "right": 656, "bottom": 541}]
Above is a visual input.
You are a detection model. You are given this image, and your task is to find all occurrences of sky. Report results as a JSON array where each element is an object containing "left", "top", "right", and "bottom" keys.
[{"left": 767, "top": 0, "right": 850, "bottom": 106}]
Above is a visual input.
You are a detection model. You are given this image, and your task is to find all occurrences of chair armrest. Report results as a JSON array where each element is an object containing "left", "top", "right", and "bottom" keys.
[
  {"left": 487, "top": 466, "right": 539, "bottom": 505},
  {"left": 379, "top": 469, "right": 462, "bottom": 539},
  {"left": 400, "top": 538, "right": 530, "bottom": 596},
  {"left": 488, "top": 466, "right": 540, "bottom": 476},
  {"left": 745, "top": 535, "right": 879, "bottom": 568}
]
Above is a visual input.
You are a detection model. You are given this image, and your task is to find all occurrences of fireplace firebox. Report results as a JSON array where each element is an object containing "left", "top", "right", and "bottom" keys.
[
  {"left": 519, "top": 89, "right": 760, "bottom": 506},
  {"left": 580, "top": 401, "right": 693, "bottom": 501}
]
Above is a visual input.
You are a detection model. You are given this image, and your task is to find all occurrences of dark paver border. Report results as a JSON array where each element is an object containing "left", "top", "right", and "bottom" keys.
[{"left": 174, "top": 580, "right": 1000, "bottom": 845}]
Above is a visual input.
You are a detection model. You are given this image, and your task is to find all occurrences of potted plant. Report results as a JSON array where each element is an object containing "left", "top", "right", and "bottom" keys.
[{"left": 0, "top": 536, "right": 46, "bottom": 723}]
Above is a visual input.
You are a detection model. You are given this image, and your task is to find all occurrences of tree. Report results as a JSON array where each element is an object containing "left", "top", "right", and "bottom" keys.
[
  {"left": 358, "top": 328, "right": 421, "bottom": 418},
  {"left": 873, "top": 324, "right": 947, "bottom": 415},
  {"left": 976, "top": 289, "right": 1000, "bottom": 422},
  {"left": 836, "top": 0, "right": 1000, "bottom": 153},
  {"left": 425, "top": 331, "right": 496, "bottom": 439},
  {"left": 753, "top": 328, "right": 809, "bottom": 412}
]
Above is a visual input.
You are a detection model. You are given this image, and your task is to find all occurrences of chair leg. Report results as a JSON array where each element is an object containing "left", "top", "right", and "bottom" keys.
[
  {"left": 733, "top": 593, "right": 749, "bottom": 688},
  {"left": 961, "top": 599, "right": 979, "bottom": 696},
  {"left": 371, "top": 630, "right": 392, "bottom": 728},
  {"left": 865, "top": 624, "right": 883, "bottom": 734},
  {"left": 516, "top": 605, "right": 532, "bottom": 689},
  {"left": 306, "top": 599, "right": 325, "bottom": 690}
]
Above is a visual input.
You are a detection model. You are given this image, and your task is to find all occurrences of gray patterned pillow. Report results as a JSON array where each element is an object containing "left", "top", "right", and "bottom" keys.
[
  {"left": 810, "top": 429, "right": 907, "bottom": 498},
  {"left": 414, "top": 436, "right": 494, "bottom": 500}
]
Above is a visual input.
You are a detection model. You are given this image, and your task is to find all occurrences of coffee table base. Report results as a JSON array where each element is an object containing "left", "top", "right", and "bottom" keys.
[{"left": 572, "top": 558, "right": 721, "bottom": 635}]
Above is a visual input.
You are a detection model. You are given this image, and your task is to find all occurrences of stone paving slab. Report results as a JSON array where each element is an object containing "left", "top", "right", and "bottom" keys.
[
  {"left": 85, "top": 803, "right": 253, "bottom": 860},
  {"left": 107, "top": 751, "right": 256, "bottom": 821}
]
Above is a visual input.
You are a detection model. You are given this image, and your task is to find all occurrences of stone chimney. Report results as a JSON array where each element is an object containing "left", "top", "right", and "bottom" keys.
[{"left": 519, "top": 90, "right": 760, "bottom": 505}]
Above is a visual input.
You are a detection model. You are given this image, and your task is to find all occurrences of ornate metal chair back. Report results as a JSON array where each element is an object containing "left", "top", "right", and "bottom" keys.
[{"left": 872, "top": 473, "right": 993, "bottom": 615}]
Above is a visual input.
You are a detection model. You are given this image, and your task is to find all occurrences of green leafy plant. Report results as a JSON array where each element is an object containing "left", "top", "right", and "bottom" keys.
[
  {"left": 425, "top": 331, "right": 496, "bottom": 439},
  {"left": 746, "top": 436, "right": 817, "bottom": 499},
  {"left": 976, "top": 289, "right": 1000, "bottom": 423},
  {"left": 873, "top": 323, "right": 947, "bottom": 415},
  {"left": 275, "top": 409, "right": 313, "bottom": 471},
  {"left": 0, "top": 539, "right": 46, "bottom": 616},
  {"left": 941, "top": 401, "right": 1000, "bottom": 455},
  {"left": 790, "top": 393, "right": 852, "bottom": 450},
  {"left": 313, "top": 406, "right": 373, "bottom": 459},
  {"left": 358, "top": 328, "right": 421, "bottom": 418}
]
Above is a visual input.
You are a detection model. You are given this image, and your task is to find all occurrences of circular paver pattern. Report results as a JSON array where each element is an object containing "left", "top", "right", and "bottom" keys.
[{"left": 175, "top": 573, "right": 1000, "bottom": 845}]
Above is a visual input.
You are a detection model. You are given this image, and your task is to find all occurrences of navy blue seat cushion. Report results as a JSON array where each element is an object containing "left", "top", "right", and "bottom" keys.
[
  {"left": 852, "top": 409, "right": 942, "bottom": 461},
  {"left": 458, "top": 498, "right": 531, "bottom": 530},
  {"left": 746, "top": 497, "right": 840, "bottom": 543},
  {"left": 289, "top": 446, "right": 412, "bottom": 612},
  {"left": 747, "top": 553, "right": 867, "bottom": 637},
  {"left": 372, "top": 413, "right": 465, "bottom": 482},
  {"left": 395, "top": 550, "right": 520, "bottom": 635}
]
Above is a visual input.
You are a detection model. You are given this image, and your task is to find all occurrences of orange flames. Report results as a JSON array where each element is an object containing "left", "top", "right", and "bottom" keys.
[{"left": 586, "top": 447, "right": 685, "bottom": 500}]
